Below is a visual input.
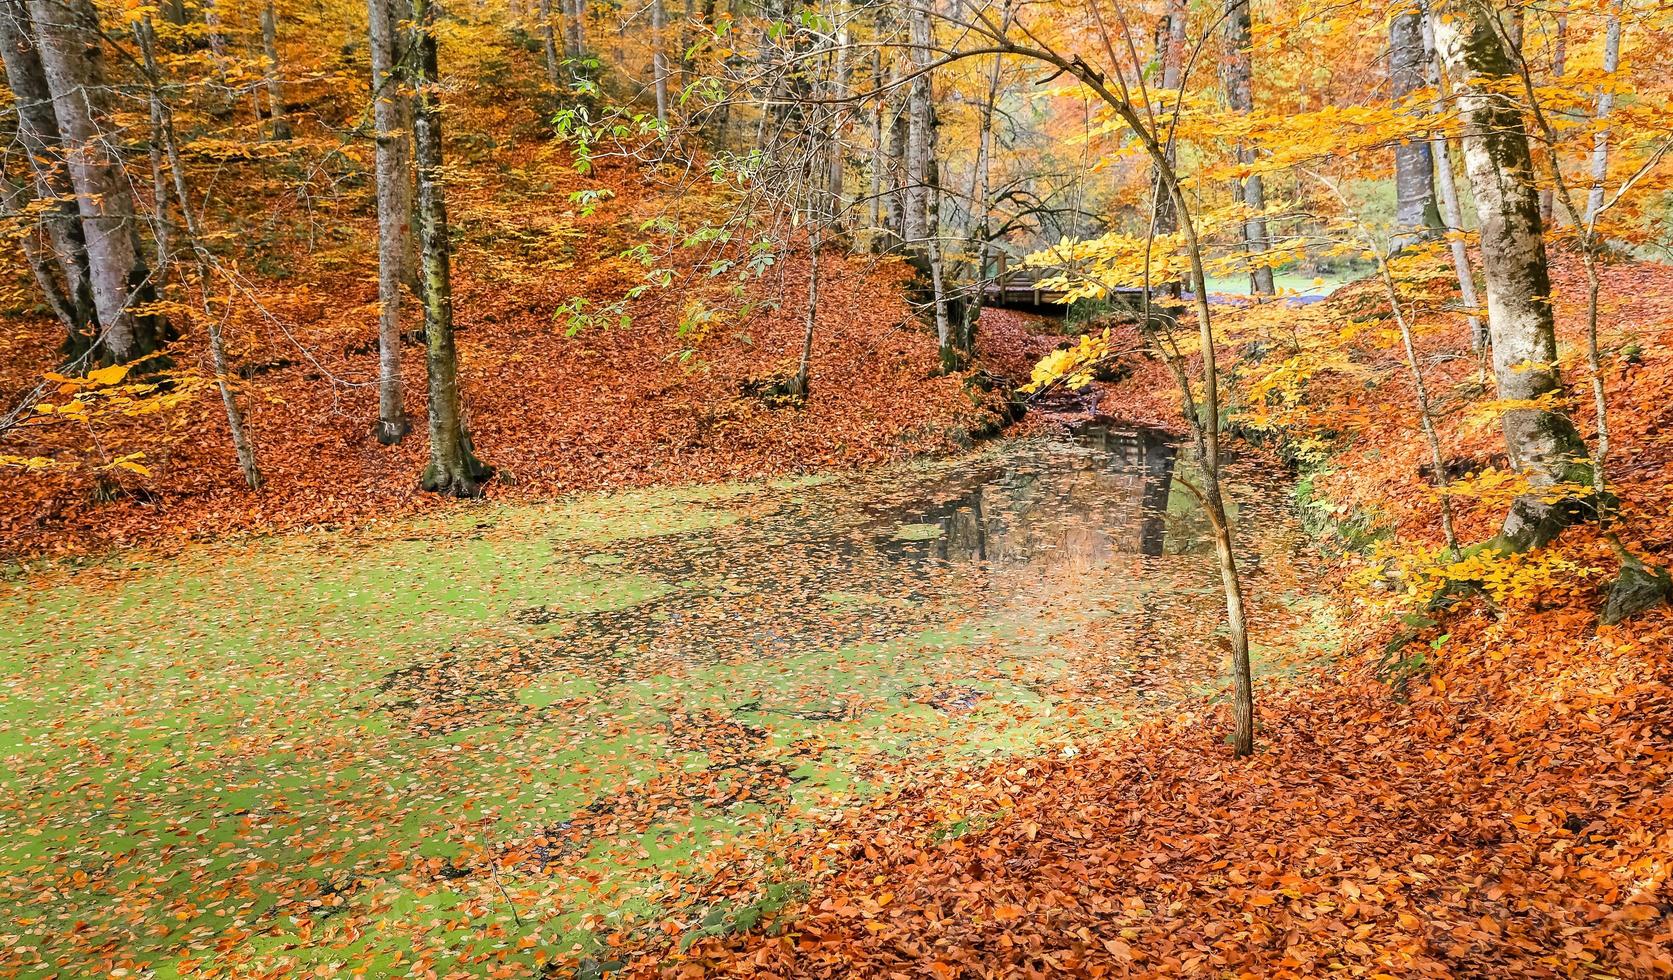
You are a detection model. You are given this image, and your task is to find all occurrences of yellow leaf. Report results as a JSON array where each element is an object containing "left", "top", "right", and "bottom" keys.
[{"left": 86, "top": 364, "right": 131, "bottom": 387}]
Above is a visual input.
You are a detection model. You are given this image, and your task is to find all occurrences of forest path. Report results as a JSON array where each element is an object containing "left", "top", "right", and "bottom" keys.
[{"left": 0, "top": 434, "right": 1331, "bottom": 977}]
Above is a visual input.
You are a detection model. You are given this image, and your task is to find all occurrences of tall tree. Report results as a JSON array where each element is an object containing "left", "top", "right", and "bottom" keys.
[
  {"left": 651, "top": 0, "right": 669, "bottom": 124},
  {"left": 563, "top": 0, "right": 587, "bottom": 59},
  {"left": 1539, "top": 2, "right": 1567, "bottom": 223},
  {"left": 0, "top": 0, "right": 96, "bottom": 357},
  {"left": 905, "top": 2, "right": 953, "bottom": 367},
  {"left": 409, "top": 0, "right": 492, "bottom": 496},
  {"left": 1222, "top": 0, "right": 1274, "bottom": 295},
  {"left": 261, "top": 0, "right": 291, "bottom": 139},
  {"left": 203, "top": 0, "right": 226, "bottom": 60},
  {"left": 1423, "top": 11, "right": 1486, "bottom": 351},
  {"left": 369, "top": 0, "right": 411, "bottom": 444},
  {"left": 29, "top": 0, "right": 167, "bottom": 366},
  {"left": 903, "top": 4, "right": 930, "bottom": 252},
  {"left": 1389, "top": 6, "right": 1440, "bottom": 251},
  {"left": 1433, "top": 0, "right": 1595, "bottom": 549},
  {"left": 538, "top": 0, "right": 561, "bottom": 87},
  {"left": 967, "top": 3, "right": 1012, "bottom": 332},
  {"left": 134, "top": 10, "right": 261, "bottom": 488},
  {"left": 1153, "top": 0, "right": 1187, "bottom": 238},
  {"left": 1584, "top": 0, "right": 1623, "bottom": 223}
]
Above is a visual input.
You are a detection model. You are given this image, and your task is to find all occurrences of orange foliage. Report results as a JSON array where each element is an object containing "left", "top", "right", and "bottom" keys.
[
  {"left": 610, "top": 260, "right": 1673, "bottom": 978},
  {"left": 0, "top": 149, "right": 1000, "bottom": 558}
]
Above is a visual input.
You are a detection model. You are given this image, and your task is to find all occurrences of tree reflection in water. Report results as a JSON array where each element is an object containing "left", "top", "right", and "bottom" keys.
[{"left": 879, "top": 427, "right": 1181, "bottom": 569}]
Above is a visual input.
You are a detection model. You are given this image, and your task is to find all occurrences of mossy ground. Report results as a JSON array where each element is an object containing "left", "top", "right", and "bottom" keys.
[{"left": 0, "top": 442, "right": 1332, "bottom": 977}]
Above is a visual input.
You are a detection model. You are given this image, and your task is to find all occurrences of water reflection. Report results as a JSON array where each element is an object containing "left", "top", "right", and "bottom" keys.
[
  {"left": 380, "top": 432, "right": 1238, "bottom": 733},
  {"left": 879, "top": 426, "right": 1180, "bottom": 565}
]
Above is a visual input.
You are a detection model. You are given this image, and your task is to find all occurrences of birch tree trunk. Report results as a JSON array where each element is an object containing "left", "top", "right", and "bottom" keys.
[
  {"left": 904, "top": 3, "right": 954, "bottom": 366},
  {"left": 1389, "top": 8, "right": 1440, "bottom": 251},
  {"left": 651, "top": 0, "right": 668, "bottom": 125},
  {"left": 1222, "top": 0, "right": 1274, "bottom": 296},
  {"left": 1584, "top": 0, "right": 1622, "bottom": 224},
  {"left": 369, "top": 0, "right": 410, "bottom": 444},
  {"left": 1423, "top": 6, "right": 1487, "bottom": 351},
  {"left": 886, "top": 97, "right": 907, "bottom": 249},
  {"left": 30, "top": 0, "right": 167, "bottom": 366},
  {"left": 261, "top": 1, "right": 291, "bottom": 139},
  {"left": 967, "top": 3, "right": 1013, "bottom": 336},
  {"left": 904, "top": 4, "right": 931, "bottom": 251},
  {"left": 409, "top": 0, "right": 492, "bottom": 497},
  {"left": 0, "top": 0, "right": 96, "bottom": 357},
  {"left": 1433, "top": 2, "right": 1595, "bottom": 550},
  {"left": 867, "top": 50, "right": 887, "bottom": 250},
  {"left": 969, "top": 42, "right": 1001, "bottom": 324},
  {"left": 1432, "top": 136, "right": 1487, "bottom": 350}
]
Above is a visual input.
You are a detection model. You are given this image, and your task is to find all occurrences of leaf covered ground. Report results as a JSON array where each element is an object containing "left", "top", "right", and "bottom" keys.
[
  {"left": 626, "top": 260, "right": 1673, "bottom": 978},
  {"left": 0, "top": 434, "right": 1332, "bottom": 978},
  {"left": 0, "top": 139, "right": 1002, "bottom": 560}
]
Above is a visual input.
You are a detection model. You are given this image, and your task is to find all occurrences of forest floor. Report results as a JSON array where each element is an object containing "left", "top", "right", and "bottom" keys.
[
  {"left": 2, "top": 52, "right": 1670, "bottom": 972},
  {"left": 0, "top": 423, "right": 1338, "bottom": 978},
  {"left": 627, "top": 258, "right": 1673, "bottom": 977},
  {"left": 0, "top": 140, "right": 1003, "bottom": 560}
]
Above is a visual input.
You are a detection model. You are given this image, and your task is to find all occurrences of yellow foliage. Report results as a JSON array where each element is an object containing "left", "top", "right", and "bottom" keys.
[{"left": 1022, "top": 329, "right": 1113, "bottom": 394}]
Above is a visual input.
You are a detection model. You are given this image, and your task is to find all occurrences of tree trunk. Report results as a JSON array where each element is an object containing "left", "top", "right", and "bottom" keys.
[
  {"left": 1152, "top": 0, "right": 1186, "bottom": 236},
  {"left": 904, "top": 3, "right": 931, "bottom": 250},
  {"left": 867, "top": 51, "right": 886, "bottom": 250},
  {"left": 1432, "top": 136, "right": 1487, "bottom": 351},
  {"left": 136, "top": 11, "right": 260, "bottom": 488},
  {"left": 261, "top": 1, "right": 291, "bottom": 140},
  {"left": 928, "top": 174, "right": 954, "bottom": 370},
  {"left": 1222, "top": 5, "right": 1273, "bottom": 294},
  {"left": 966, "top": 3, "right": 1013, "bottom": 339},
  {"left": 538, "top": 0, "right": 561, "bottom": 86},
  {"left": 1222, "top": 0, "right": 1273, "bottom": 295},
  {"left": 825, "top": 20, "right": 849, "bottom": 225},
  {"left": 1539, "top": 3, "right": 1567, "bottom": 223},
  {"left": 409, "top": 0, "right": 492, "bottom": 497},
  {"left": 1584, "top": 0, "right": 1622, "bottom": 224},
  {"left": 792, "top": 205, "right": 818, "bottom": 401},
  {"left": 1433, "top": 2, "right": 1594, "bottom": 550},
  {"left": 1422, "top": 7, "right": 1487, "bottom": 351},
  {"left": 564, "top": 0, "right": 586, "bottom": 59},
  {"left": 203, "top": 0, "right": 225, "bottom": 59},
  {"left": 1390, "top": 8, "right": 1440, "bottom": 252},
  {"left": 29, "top": 0, "right": 167, "bottom": 366},
  {"left": 0, "top": 0, "right": 96, "bottom": 357},
  {"left": 369, "top": 0, "right": 410, "bottom": 444},
  {"left": 651, "top": 0, "right": 668, "bottom": 124},
  {"left": 968, "top": 43, "right": 1000, "bottom": 330}
]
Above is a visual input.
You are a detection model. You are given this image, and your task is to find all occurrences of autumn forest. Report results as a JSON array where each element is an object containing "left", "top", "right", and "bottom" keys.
[{"left": 1, "top": 0, "right": 1670, "bottom": 976}]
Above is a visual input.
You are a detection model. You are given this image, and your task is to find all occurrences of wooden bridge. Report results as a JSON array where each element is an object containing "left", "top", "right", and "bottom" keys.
[{"left": 979, "top": 255, "right": 1157, "bottom": 319}]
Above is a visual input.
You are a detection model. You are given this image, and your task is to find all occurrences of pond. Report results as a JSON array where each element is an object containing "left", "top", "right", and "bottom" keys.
[{"left": 0, "top": 433, "right": 1331, "bottom": 977}]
